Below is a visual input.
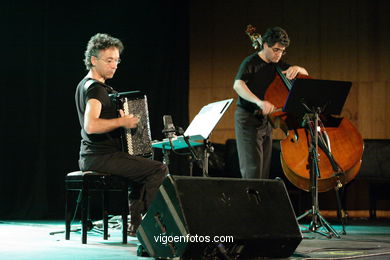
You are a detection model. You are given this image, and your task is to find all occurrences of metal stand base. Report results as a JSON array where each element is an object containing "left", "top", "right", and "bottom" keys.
[
  {"left": 297, "top": 207, "right": 340, "bottom": 238},
  {"left": 297, "top": 109, "right": 342, "bottom": 239}
]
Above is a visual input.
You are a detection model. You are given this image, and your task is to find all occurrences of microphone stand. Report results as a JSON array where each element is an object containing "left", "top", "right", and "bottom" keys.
[
  {"left": 160, "top": 129, "right": 173, "bottom": 166},
  {"left": 202, "top": 139, "right": 214, "bottom": 177},
  {"left": 178, "top": 127, "right": 207, "bottom": 177},
  {"left": 177, "top": 126, "right": 214, "bottom": 177},
  {"left": 160, "top": 116, "right": 212, "bottom": 177},
  {"left": 161, "top": 127, "right": 203, "bottom": 176}
]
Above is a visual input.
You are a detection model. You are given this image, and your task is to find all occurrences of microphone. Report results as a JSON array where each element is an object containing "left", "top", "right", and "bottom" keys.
[{"left": 162, "top": 115, "right": 176, "bottom": 139}]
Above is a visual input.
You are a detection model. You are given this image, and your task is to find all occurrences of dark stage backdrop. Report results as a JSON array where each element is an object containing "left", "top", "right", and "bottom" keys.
[{"left": 0, "top": 1, "right": 189, "bottom": 219}]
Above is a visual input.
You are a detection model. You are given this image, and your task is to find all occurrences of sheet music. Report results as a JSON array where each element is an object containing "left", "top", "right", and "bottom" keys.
[
  {"left": 152, "top": 98, "right": 233, "bottom": 150},
  {"left": 184, "top": 98, "right": 233, "bottom": 141}
]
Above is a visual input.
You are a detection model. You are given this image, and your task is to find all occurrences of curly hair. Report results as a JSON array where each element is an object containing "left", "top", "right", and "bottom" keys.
[
  {"left": 84, "top": 33, "right": 124, "bottom": 70},
  {"left": 261, "top": 27, "right": 290, "bottom": 49}
]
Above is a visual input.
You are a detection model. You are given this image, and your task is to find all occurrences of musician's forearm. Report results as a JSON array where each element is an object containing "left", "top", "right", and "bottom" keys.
[
  {"left": 84, "top": 117, "right": 122, "bottom": 134},
  {"left": 233, "top": 80, "right": 263, "bottom": 107}
]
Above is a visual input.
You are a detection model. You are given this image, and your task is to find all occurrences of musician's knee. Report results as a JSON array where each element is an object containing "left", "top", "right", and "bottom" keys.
[
  {"left": 156, "top": 163, "right": 168, "bottom": 181},
  {"left": 148, "top": 163, "right": 167, "bottom": 186},
  {"left": 161, "top": 163, "right": 169, "bottom": 176}
]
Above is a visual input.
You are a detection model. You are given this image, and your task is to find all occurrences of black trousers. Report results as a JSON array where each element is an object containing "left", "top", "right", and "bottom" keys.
[
  {"left": 234, "top": 106, "right": 273, "bottom": 179},
  {"left": 79, "top": 152, "right": 168, "bottom": 226}
]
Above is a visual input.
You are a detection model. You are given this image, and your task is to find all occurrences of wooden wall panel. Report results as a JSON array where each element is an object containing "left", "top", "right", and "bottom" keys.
[
  {"left": 357, "top": 82, "right": 374, "bottom": 136},
  {"left": 356, "top": 1, "right": 378, "bottom": 82},
  {"left": 317, "top": 2, "right": 360, "bottom": 81},
  {"left": 356, "top": 81, "right": 390, "bottom": 138},
  {"left": 342, "top": 82, "right": 359, "bottom": 125},
  {"left": 190, "top": 0, "right": 390, "bottom": 144}
]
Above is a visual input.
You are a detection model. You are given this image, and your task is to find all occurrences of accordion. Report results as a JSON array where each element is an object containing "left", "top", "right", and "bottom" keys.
[{"left": 110, "top": 91, "right": 153, "bottom": 157}]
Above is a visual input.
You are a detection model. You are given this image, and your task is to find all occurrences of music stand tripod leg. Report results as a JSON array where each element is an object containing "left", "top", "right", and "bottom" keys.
[
  {"left": 317, "top": 212, "right": 341, "bottom": 238},
  {"left": 301, "top": 110, "right": 341, "bottom": 239},
  {"left": 334, "top": 186, "right": 347, "bottom": 235},
  {"left": 297, "top": 208, "right": 312, "bottom": 221},
  {"left": 202, "top": 139, "right": 214, "bottom": 177}
]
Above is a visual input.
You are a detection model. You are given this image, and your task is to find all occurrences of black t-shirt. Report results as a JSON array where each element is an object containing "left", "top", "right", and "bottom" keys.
[
  {"left": 235, "top": 52, "right": 290, "bottom": 113},
  {"left": 75, "top": 77, "right": 122, "bottom": 155}
]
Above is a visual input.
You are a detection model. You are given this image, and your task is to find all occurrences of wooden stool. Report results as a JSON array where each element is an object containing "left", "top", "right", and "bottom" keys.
[{"left": 65, "top": 171, "right": 129, "bottom": 244}]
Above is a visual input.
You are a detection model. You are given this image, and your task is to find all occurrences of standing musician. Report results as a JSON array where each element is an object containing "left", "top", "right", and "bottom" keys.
[
  {"left": 233, "top": 26, "right": 309, "bottom": 180},
  {"left": 75, "top": 33, "right": 168, "bottom": 236}
]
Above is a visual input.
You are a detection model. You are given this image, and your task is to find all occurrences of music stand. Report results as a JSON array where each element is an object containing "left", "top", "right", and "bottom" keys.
[
  {"left": 283, "top": 78, "right": 351, "bottom": 238},
  {"left": 183, "top": 98, "right": 233, "bottom": 141},
  {"left": 152, "top": 98, "right": 233, "bottom": 176},
  {"left": 283, "top": 78, "right": 351, "bottom": 119}
]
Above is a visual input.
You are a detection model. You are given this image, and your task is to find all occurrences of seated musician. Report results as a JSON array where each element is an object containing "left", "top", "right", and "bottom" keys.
[
  {"left": 75, "top": 33, "right": 168, "bottom": 236},
  {"left": 233, "top": 26, "right": 309, "bottom": 180}
]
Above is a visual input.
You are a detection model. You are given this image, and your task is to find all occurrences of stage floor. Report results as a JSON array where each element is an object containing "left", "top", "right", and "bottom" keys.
[{"left": 1, "top": 219, "right": 390, "bottom": 259}]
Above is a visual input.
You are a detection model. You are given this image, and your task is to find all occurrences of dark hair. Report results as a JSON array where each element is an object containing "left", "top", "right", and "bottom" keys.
[
  {"left": 84, "top": 33, "right": 124, "bottom": 70},
  {"left": 262, "top": 27, "right": 290, "bottom": 49}
]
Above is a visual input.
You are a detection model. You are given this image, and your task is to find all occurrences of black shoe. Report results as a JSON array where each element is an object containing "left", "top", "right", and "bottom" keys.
[{"left": 127, "top": 224, "right": 138, "bottom": 237}]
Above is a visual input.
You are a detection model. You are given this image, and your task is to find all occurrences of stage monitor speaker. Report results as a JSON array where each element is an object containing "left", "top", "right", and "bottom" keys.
[{"left": 137, "top": 176, "right": 302, "bottom": 259}]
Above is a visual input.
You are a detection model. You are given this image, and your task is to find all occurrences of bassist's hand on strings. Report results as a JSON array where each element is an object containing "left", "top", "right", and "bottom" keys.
[{"left": 282, "top": 65, "right": 309, "bottom": 80}]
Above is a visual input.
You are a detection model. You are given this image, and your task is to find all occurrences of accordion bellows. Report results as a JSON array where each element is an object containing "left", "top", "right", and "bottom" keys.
[{"left": 110, "top": 91, "right": 152, "bottom": 157}]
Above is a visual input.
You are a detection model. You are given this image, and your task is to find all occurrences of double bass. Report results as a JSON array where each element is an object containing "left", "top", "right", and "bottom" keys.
[{"left": 245, "top": 25, "right": 364, "bottom": 192}]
